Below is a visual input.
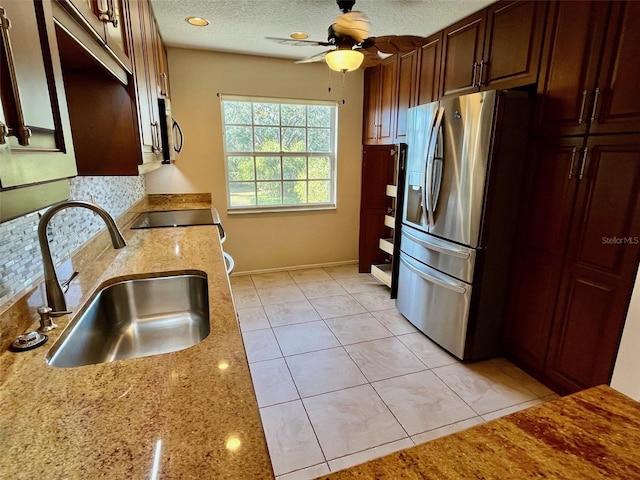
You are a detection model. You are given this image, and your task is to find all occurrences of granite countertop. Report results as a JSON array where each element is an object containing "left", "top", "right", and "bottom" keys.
[
  {"left": 0, "top": 195, "right": 273, "bottom": 479},
  {"left": 2, "top": 195, "right": 640, "bottom": 479},
  {"left": 318, "top": 384, "right": 640, "bottom": 480}
]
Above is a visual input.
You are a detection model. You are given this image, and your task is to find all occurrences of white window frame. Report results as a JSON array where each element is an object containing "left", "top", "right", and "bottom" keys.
[{"left": 220, "top": 94, "right": 338, "bottom": 214}]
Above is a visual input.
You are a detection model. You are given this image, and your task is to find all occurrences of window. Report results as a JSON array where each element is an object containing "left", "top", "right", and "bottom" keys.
[{"left": 220, "top": 95, "right": 337, "bottom": 212}]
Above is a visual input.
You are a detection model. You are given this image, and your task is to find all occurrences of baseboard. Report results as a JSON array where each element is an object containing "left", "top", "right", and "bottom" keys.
[{"left": 232, "top": 259, "right": 358, "bottom": 276}]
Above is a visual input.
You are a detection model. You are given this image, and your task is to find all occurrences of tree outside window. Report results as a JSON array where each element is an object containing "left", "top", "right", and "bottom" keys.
[{"left": 221, "top": 96, "right": 337, "bottom": 211}]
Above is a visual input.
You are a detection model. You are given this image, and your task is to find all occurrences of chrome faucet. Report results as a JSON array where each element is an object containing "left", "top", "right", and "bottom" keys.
[{"left": 38, "top": 200, "right": 127, "bottom": 312}]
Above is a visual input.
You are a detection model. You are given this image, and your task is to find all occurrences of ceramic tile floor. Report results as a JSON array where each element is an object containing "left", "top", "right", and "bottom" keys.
[{"left": 230, "top": 265, "right": 560, "bottom": 480}]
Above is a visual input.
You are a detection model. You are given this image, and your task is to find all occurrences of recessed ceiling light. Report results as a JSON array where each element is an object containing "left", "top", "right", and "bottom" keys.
[
  {"left": 290, "top": 32, "right": 309, "bottom": 40},
  {"left": 186, "top": 17, "right": 210, "bottom": 27}
]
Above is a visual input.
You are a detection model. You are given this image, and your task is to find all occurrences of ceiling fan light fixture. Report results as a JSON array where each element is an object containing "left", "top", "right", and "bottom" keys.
[
  {"left": 186, "top": 16, "right": 210, "bottom": 27},
  {"left": 325, "top": 49, "right": 364, "bottom": 72},
  {"left": 289, "top": 32, "right": 309, "bottom": 40}
]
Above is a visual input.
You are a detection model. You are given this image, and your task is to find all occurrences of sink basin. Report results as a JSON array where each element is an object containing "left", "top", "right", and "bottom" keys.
[{"left": 46, "top": 272, "right": 210, "bottom": 368}]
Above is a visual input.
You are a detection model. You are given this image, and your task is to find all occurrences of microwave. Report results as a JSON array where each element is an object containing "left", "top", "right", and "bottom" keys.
[{"left": 158, "top": 98, "right": 183, "bottom": 163}]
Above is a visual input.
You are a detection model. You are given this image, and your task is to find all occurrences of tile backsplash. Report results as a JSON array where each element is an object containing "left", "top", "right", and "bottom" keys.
[{"left": 0, "top": 176, "right": 145, "bottom": 307}]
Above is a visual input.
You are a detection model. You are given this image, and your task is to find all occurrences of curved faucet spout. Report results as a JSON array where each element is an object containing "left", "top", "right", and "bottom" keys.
[{"left": 38, "top": 200, "right": 127, "bottom": 312}]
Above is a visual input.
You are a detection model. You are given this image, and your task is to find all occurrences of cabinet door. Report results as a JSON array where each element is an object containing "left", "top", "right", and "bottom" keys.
[
  {"left": 0, "top": 0, "right": 76, "bottom": 188},
  {"left": 358, "top": 145, "right": 395, "bottom": 272},
  {"left": 440, "top": 10, "right": 485, "bottom": 98},
  {"left": 128, "top": 0, "right": 162, "bottom": 165},
  {"left": 394, "top": 49, "right": 417, "bottom": 141},
  {"left": 589, "top": 1, "right": 640, "bottom": 135},
  {"left": 103, "top": 0, "right": 131, "bottom": 70},
  {"left": 60, "top": 0, "right": 105, "bottom": 39},
  {"left": 152, "top": 17, "right": 170, "bottom": 98},
  {"left": 545, "top": 135, "right": 640, "bottom": 392},
  {"left": 416, "top": 32, "right": 442, "bottom": 106},
  {"left": 363, "top": 65, "right": 381, "bottom": 145},
  {"left": 481, "top": 0, "right": 546, "bottom": 90},
  {"left": 533, "top": 1, "right": 611, "bottom": 137},
  {"left": 503, "top": 137, "right": 583, "bottom": 372},
  {"left": 57, "top": 0, "right": 131, "bottom": 71},
  {"left": 377, "top": 55, "right": 398, "bottom": 144}
]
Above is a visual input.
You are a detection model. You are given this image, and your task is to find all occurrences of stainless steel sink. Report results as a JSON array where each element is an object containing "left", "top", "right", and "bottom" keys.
[{"left": 46, "top": 273, "right": 210, "bottom": 368}]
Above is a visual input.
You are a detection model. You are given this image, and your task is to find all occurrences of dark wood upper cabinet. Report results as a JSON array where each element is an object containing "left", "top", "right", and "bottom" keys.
[
  {"left": 481, "top": 1, "right": 546, "bottom": 90},
  {"left": 534, "top": 1, "right": 610, "bottom": 137},
  {"left": 152, "top": 16, "right": 170, "bottom": 98},
  {"left": 57, "top": 0, "right": 132, "bottom": 71},
  {"left": 440, "top": 1, "right": 545, "bottom": 99},
  {"left": 544, "top": 134, "right": 640, "bottom": 392},
  {"left": 55, "top": 0, "right": 167, "bottom": 175},
  {"left": 535, "top": 0, "right": 640, "bottom": 137},
  {"left": 127, "top": 0, "right": 164, "bottom": 169},
  {"left": 440, "top": 10, "right": 485, "bottom": 98},
  {"left": 589, "top": 1, "right": 640, "bottom": 135},
  {"left": 363, "top": 65, "right": 381, "bottom": 145},
  {"left": 394, "top": 49, "right": 418, "bottom": 141},
  {"left": 363, "top": 56, "right": 398, "bottom": 145},
  {"left": 416, "top": 32, "right": 442, "bottom": 106},
  {"left": 0, "top": 0, "right": 77, "bottom": 189}
]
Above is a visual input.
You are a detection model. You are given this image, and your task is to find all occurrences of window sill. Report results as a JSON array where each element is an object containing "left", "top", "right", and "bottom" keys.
[{"left": 227, "top": 204, "right": 337, "bottom": 215}]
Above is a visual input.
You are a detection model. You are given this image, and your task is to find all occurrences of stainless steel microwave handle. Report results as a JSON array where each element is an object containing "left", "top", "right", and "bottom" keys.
[
  {"left": 400, "top": 255, "right": 467, "bottom": 294},
  {"left": 402, "top": 230, "right": 471, "bottom": 259}
]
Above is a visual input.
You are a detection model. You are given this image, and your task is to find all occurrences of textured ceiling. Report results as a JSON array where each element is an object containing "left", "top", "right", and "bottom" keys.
[{"left": 150, "top": 0, "right": 495, "bottom": 61}]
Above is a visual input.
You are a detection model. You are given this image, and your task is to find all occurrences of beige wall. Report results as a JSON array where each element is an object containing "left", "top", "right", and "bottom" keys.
[{"left": 146, "top": 48, "right": 364, "bottom": 272}]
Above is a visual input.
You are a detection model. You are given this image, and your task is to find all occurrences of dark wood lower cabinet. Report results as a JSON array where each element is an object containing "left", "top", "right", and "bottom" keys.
[{"left": 504, "top": 134, "right": 640, "bottom": 394}]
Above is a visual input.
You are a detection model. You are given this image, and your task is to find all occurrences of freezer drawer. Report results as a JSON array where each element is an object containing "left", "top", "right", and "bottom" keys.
[
  {"left": 400, "top": 225, "right": 477, "bottom": 283},
  {"left": 396, "top": 252, "right": 472, "bottom": 359}
]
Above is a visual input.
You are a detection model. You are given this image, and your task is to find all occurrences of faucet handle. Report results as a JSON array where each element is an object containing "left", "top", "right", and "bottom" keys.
[{"left": 37, "top": 306, "right": 71, "bottom": 332}]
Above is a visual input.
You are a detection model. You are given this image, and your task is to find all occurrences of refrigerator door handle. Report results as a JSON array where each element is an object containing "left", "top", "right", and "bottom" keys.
[
  {"left": 425, "top": 107, "right": 444, "bottom": 228},
  {"left": 402, "top": 230, "right": 471, "bottom": 259},
  {"left": 420, "top": 119, "right": 434, "bottom": 228},
  {"left": 400, "top": 255, "right": 467, "bottom": 294}
]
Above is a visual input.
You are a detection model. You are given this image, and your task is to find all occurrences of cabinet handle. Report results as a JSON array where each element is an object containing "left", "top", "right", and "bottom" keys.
[
  {"left": 378, "top": 123, "right": 382, "bottom": 139},
  {"left": 108, "top": 0, "right": 118, "bottom": 28},
  {"left": 151, "top": 121, "right": 162, "bottom": 153},
  {"left": 477, "top": 60, "right": 486, "bottom": 87},
  {"left": 160, "top": 72, "right": 168, "bottom": 97},
  {"left": 0, "top": 8, "right": 32, "bottom": 146},
  {"left": 96, "top": 0, "right": 110, "bottom": 21},
  {"left": 568, "top": 146, "right": 578, "bottom": 179},
  {"left": 590, "top": 87, "right": 601, "bottom": 123},
  {"left": 472, "top": 62, "right": 478, "bottom": 88},
  {"left": 578, "top": 90, "right": 588, "bottom": 125},
  {"left": 578, "top": 147, "right": 588, "bottom": 180},
  {"left": 97, "top": 0, "right": 118, "bottom": 27}
]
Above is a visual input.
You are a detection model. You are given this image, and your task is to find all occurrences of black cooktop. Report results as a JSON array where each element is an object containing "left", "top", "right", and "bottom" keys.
[{"left": 130, "top": 209, "right": 215, "bottom": 229}]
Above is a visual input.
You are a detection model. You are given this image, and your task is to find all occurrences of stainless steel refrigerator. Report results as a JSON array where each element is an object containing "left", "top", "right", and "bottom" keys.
[{"left": 397, "top": 89, "right": 533, "bottom": 360}]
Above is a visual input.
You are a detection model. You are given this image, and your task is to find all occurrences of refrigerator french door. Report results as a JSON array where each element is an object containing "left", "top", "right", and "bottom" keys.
[{"left": 397, "top": 90, "right": 533, "bottom": 360}]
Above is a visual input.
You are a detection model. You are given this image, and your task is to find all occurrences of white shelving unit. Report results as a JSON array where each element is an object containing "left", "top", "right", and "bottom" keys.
[{"left": 372, "top": 180, "right": 398, "bottom": 288}]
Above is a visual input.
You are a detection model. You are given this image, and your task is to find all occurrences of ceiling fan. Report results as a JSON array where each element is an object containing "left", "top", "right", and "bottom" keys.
[{"left": 266, "top": 0, "right": 425, "bottom": 72}]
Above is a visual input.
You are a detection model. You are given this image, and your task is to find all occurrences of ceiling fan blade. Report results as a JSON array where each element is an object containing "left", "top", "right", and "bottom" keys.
[
  {"left": 365, "top": 35, "right": 426, "bottom": 54},
  {"left": 294, "top": 49, "right": 333, "bottom": 64},
  {"left": 360, "top": 48, "right": 382, "bottom": 68},
  {"left": 265, "top": 36, "right": 332, "bottom": 47}
]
